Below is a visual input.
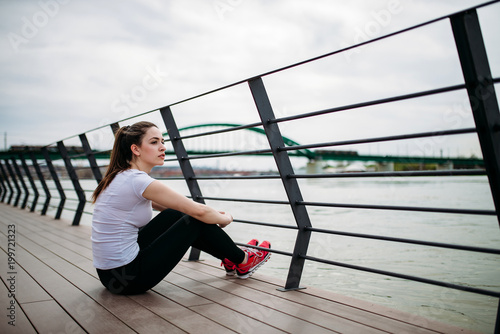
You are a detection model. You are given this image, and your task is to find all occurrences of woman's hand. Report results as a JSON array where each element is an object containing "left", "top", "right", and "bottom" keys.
[{"left": 217, "top": 211, "right": 233, "bottom": 228}]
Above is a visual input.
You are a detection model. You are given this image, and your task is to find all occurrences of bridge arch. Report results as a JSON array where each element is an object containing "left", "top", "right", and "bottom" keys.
[{"left": 164, "top": 123, "right": 315, "bottom": 159}]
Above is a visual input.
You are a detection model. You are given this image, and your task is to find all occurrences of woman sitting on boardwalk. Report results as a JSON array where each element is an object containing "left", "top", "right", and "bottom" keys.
[{"left": 91, "top": 121, "right": 270, "bottom": 295}]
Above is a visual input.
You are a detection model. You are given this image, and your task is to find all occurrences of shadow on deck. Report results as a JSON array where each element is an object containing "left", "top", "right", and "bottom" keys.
[{"left": 0, "top": 204, "right": 478, "bottom": 333}]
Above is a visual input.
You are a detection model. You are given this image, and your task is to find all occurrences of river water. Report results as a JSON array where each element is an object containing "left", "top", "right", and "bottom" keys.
[{"left": 62, "top": 175, "right": 498, "bottom": 332}]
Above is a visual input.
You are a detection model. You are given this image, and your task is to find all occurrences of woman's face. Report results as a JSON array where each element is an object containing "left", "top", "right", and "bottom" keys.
[{"left": 133, "top": 126, "right": 166, "bottom": 169}]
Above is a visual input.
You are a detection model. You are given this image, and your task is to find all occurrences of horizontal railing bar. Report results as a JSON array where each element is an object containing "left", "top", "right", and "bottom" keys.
[
  {"left": 292, "top": 169, "right": 487, "bottom": 179},
  {"left": 155, "top": 176, "right": 188, "bottom": 181},
  {"left": 181, "top": 149, "right": 273, "bottom": 161},
  {"left": 301, "top": 254, "right": 500, "bottom": 298},
  {"left": 45, "top": 187, "right": 74, "bottom": 192},
  {"left": 193, "top": 174, "right": 280, "bottom": 180},
  {"left": 234, "top": 218, "right": 298, "bottom": 230},
  {"left": 299, "top": 201, "right": 497, "bottom": 216},
  {"left": 173, "top": 122, "right": 264, "bottom": 141},
  {"left": 73, "top": 166, "right": 94, "bottom": 171},
  {"left": 91, "top": 149, "right": 112, "bottom": 156},
  {"left": 66, "top": 152, "right": 90, "bottom": 159},
  {"left": 271, "top": 84, "right": 465, "bottom": 125},
  {"left": 234, "top": 242, "right": 293, "bottom": 257},
  {"left": 199, "top": 196, "right": 289, "bottom": 205},
  {"left": 279, "top": 128, "right": 477, "bottom": 152},
  {"left": 305, "top": 227, "right": 500, "bottom": 254}
]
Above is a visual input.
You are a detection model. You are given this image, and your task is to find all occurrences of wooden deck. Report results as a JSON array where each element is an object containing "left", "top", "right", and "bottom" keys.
[{"left": 0, "top": 203, "right": 479, "bottom": 334}]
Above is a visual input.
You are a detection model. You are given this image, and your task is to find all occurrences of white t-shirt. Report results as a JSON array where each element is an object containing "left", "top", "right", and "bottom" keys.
[{"left": 91, "top": 169, "right": 156, "bottom": 270}]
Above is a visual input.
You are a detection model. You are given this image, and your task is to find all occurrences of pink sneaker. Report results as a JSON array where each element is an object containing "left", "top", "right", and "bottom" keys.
[
  {"left": 221, "top": 239, "right": 259, "bottom": 276},
  {"left": 236, "top": 241, "right": 271, "bottom": 279}
]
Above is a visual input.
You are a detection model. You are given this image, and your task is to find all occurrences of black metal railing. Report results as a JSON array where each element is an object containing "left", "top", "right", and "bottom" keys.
[{"left": 1, "top": 2, "right": 499, "bottom": 330}]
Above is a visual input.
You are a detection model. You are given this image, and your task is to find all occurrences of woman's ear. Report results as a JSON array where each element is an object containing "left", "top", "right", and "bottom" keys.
[{"left": 131, "top": 144, "right": 141, "bottom": 157}]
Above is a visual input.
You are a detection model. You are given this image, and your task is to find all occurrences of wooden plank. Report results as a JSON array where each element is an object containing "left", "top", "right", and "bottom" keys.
[
  {"left": 166, "top": 271, "right": 342, "bottom": 334},
  {"left": 189, "top": 302, "right": 287, "bottom": 334},
  {"left": 3, "top": 208, "right": 331, "bottom": 333},
  {"left": 22, "top": 300, "right": 86, "bottom": 334},
  {"left": 0, "top": 254, "right": 52, "bottom": 306},
  {"left": 153, "top": 279, "right": 214, "bottom": 308},
  {"left": 6, "top": 223, "right": 187, "bottom": 333},
  {"left": 7, "top": 215, "right": 289, "bottom": 334},
  {"left": 182, "top": 258, "right": 482, "bottom": 334},
  {"left": 39, "top": 229, "right": 94, "bottom": 258},
  {"left": 11, "top": 212, "right": 93, "bottom": 255},
  {"left": 2, "top": 210, "right": 233, "bottom": 333},
  {"left": 0, "top": 229, "right": 85, "bottom": 334},
  {"left": 152, "top": 275, "right": 288, "bottom": 333},
  {"left": 0, "top": 238, "right": 52, "bottom": 305},
  {"left": 180, "top": 260, "right": 405, "bottom": 331},
  {"left": 42, "top": 256, "right": 187, "bottom": 334},
  {"left": 130, "top": 291, "right": 235, "bottom": 334},
  {"left": 171, "top": 265, "right": 386, "bottom": 334},
  {"left": 0, "top": 279, "right": 36, "bottom": 334},
  {"left": 1, "top": 217, "right": 97, "bottom": 278},
  {"left": 0, "top": 233, "right": 136, "bottom": 333}
]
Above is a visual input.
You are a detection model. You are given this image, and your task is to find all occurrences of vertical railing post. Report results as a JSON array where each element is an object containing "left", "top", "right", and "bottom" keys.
[
  {"left": 0, "top": 161, "right": 9, "bottom": 203},
  {"left": 19, "top": 153, "right": 39, "bottom": 212},
  {"left": 42, "top": 147, "right": 66, "bottom": 219},
  {"left": 450, "top": 10, "right": 500, "bottom": 222},
  {"left": 31, "top": 151, "right": 51, "bottom": 215},
  {"left": 19, "top": 153, "right": 38, "bottom": 212},
  {"left": 79, "top": 133, "right": 103, "bottom": 184},
  {"left": 0, "top": 162, "right": 5, "bottom": 202},
  {"left": 0, "top": 161, "right": 13, "bottom": 204},
  {"left": 450, "top": 9, "right": 500, "bottom": 332},
  {"left": 160, "top": 106, "right": 204, "bottom": 261},
  {"left": 450, "top": 10, "right": 500, "bottom": 218},
  {"left": 110, "top": 122, "right": 120, "bottom": 135},
  {"left": 57, "top": 141, "right": 86, "bottom": 226},
  {"left": 4, "top": 159, "right": 21, "bottom": 207},
  {"left": 11, "top": 157, "right": 29, "bottom": 209},
  {"left": 248, "top": 77, "right": 312, "bottom": 291}
]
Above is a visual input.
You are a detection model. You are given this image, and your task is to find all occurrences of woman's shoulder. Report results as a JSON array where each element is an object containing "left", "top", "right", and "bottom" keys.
[
  {"left": 119, "top": 168, "right": 149, "bottom": 177},
  {"left": 121, "top": 169, "right": 155, "bottom": 186}
]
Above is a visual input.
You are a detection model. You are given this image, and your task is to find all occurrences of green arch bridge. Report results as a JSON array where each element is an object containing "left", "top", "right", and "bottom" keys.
[
  {"left": 1, "top": 123, "right": 484, "bottom": 168},
  {"left": 165, "top": 123, "right": 484, "bottom": 168}
]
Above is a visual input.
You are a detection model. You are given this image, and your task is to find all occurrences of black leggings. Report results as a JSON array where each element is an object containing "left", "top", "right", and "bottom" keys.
[{"left": 96, "top": 209, "right": 245, "bottom": 295}]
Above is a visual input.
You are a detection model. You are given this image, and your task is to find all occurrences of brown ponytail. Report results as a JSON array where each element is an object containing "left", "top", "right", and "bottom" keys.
[{"left": 91, "top": 121, "right": 158, "bottom": 203}]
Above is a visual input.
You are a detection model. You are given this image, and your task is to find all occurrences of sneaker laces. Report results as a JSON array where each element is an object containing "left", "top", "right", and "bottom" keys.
[{"left": 245, "top": 247, "right": 264, "bottom": 259}]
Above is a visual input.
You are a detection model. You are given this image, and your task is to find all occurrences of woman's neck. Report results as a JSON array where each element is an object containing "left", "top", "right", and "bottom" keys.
[{"left": 129, "top": 161, "right": 152, "bottom": 174}]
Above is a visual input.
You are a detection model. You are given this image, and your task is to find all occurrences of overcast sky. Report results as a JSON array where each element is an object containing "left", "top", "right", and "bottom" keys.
[{"left": 1, "top": 0, "right": 499, "bottom": 160}]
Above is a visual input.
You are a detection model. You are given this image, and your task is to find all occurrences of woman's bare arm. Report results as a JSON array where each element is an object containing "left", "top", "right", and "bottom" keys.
[
  {"left": 142, "top": 180, "right": 232, "bottom": 227},
  {"left": 152, "top": 201, "right": 168, "bottom": 211}
]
